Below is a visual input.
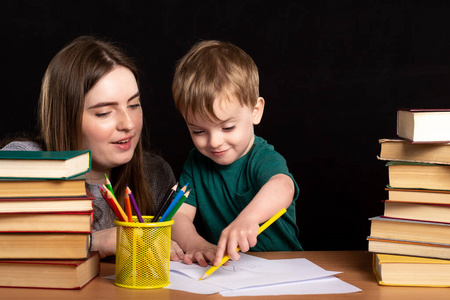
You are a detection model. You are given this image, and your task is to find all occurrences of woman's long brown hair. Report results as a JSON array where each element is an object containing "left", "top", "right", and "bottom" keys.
[{"left": 38, "top": 36, "right": 154, "bottom": 214}]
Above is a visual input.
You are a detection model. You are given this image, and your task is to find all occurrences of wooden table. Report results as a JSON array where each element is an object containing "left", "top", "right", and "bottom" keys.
[{"left": 2, "top": 251, "right": 449, "bottom": 299}]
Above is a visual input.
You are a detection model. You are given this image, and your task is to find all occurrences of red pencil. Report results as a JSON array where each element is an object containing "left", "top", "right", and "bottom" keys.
[{"left": 99, "top": 185, "right": 127, "bottom": 221}]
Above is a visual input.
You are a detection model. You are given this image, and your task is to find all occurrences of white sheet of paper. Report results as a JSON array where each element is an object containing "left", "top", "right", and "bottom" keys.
[
  {"left": 107, "top": 254, "right": 362, "bottom": 296},
  {"left": 170, "top": 254, "right": 340, "bottom": 290},
  {"left": 220, "top": 275, "right": 362, "bottom": 296},
  {"left": 167, "top": 272, "right": 227, "bottom": 294}
]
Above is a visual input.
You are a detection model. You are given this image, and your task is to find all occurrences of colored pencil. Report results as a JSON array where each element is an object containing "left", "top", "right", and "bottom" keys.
[
  {"left": 164, "top": 190, "right": 190, "bottom": 221},
  {"left": 153, "top": 183, "right": 178, "bottom": 222},
  {"left": 98, "top": 185, "right": 115, "bottom": 213},
  {"left": 104, "top": 174, "right": 115, "bottom": 197},
  {"left": 98, "top": 185, "right": 127, "bottom": 222},
  {"left": 126, "top": 185, "right": 144, "bottom": 223},
  {"left": 103, "top": 185, "right": 128, "bottom": 222},
  {"left": 158, "top": 183, "right": 189, "bottom": 222},
  {"left": 199, "top": 208, "right": 287, "bottom": 281},
  {"left": 124, "top": 190, "right": 133, "bottom": 222}
]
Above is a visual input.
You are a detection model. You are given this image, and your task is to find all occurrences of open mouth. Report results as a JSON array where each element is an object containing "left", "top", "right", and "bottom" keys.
[{"left": 114, "top": 138, "right": 131, "bottom": 144}]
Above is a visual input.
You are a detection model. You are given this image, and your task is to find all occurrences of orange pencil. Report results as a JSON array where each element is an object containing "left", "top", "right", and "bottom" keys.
[{"left": 124, "top": 190, "right": 133, "bottom": 222}]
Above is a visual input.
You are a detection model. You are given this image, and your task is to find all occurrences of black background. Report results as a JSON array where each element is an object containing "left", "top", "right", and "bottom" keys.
[{"left": 2, "top": 1, "right": 450, "bottom": 251}]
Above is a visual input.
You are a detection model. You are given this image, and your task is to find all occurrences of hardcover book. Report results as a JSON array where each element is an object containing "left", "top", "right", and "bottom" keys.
[
  {"left": 386, "top": 161, "right": 450, "bottom": 190},
  {"left": 368, "top": 237, "right": 450, "bottom": 260},
  {"left": 369, "top": 216, "right": 450, "bottom": 245},
  {"left": 397, "top": 109, "right": 450, "bottom": 143},
  {"left": 378, "top": 138, "right": 450, "bottom": 164},
  {"left": 0, "top": 232, "right": 91, "bottom": 259},
  {"left": 373, "top": 253, "right": 450, "bottom": 287},
  {"left": 0, "top": 191, "right": 94, "bottom": 213},
  {"left": 0, "top": 150, "right": 91, "bottom": 179},
  {"left": 0, "top": 176, "right": 88, "bottom": 198},
  {"left": 386, "top": 187, "right": 450, "bottom": 205},
  {"left": 0, "top": 251, "right": 100, "bottom": 289},
  {"left": 383, "top": 200, "right": 450, "bottom": 224},
  {"left": 0, "top": 211, "right": 93, "bottom": 232}
]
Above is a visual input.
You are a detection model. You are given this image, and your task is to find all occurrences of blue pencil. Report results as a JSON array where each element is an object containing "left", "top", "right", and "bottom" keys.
[{"left": 158, "top": 183, "right": 189, "bottom": 222}]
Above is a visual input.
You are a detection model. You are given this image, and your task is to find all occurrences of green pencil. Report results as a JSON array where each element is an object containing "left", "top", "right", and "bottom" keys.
[
  {"left": 104, "top": 174, "right": 116, "bottom": 198},
  {"left": 164, "top": 190, "right": 190, "bottom": 221}
]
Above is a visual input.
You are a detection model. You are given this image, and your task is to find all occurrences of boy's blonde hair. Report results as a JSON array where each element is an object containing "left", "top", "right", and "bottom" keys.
[{"left": 172, "top": 40, "right": 259, "bottom": 121}]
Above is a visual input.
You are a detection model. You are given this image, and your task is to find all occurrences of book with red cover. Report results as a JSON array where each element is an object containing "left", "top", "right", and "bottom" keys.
[
  {"left": 0, "top": 232, "right": 92, "bottom": 259},
  {"left": 0, "top": 211, "right": 94, "bottom": 233},
  {"left": 0, "top": 190, "right": 95, "bottom": 213},
  {"left": 0, "top": 176, "right": 88, "bottom": 198},
  {"left": 0, "top": 251, "right": 100, "bottom": 289}
]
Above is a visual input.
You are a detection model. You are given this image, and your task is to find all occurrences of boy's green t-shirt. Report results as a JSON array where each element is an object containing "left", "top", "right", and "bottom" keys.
[{"left": 180, "top": 135, "right": 303, "bottom": 251}]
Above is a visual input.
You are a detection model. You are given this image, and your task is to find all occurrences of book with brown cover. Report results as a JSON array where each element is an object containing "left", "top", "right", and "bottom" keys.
[
  {"left": 0, "top": 211, "right": 93, "bottom": 233},
  {"left": 0, "top": 232, "right": 92, "bottom": 259},
  {"left": 0, "top": 251, "right": 100, "bottom": 289},
  {"left": 0, "top": 177, "right": 88, "bottom": 198},
  {"left": 0, "top": 191, "right": 94, "bottom": 213}
]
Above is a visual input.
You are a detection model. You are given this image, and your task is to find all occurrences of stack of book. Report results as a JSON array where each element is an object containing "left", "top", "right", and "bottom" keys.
[
  {"left": 368, "top": 109, "right": 450, "bottom": 287},
  {"left": 0, "top": 150, "right": 100, "bottom": 289}
]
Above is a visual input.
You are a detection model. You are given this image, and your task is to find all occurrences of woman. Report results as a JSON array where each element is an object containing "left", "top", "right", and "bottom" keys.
[{"left": 2, "top": 36, "right": 184, "bottom": 260}]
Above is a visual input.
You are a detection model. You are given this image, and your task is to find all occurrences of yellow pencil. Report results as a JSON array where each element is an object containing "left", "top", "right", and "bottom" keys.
[{"left": 199, "top": 208, "right": 287, "bottom": 281}]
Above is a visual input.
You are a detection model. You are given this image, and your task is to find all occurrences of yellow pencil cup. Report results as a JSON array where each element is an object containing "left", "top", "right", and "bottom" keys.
[{"left": 114, "top": 216, "right": 174, "bottom": 289}]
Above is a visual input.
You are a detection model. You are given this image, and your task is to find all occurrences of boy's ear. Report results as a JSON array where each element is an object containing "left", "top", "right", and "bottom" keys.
[{"left": 252, "top": 97, "right": 265, "bottom": 125}]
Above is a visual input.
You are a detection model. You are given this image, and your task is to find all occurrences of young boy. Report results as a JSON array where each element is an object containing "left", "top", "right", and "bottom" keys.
[{"left": 171, "top": 40, "right": 302, "bottom": 267}]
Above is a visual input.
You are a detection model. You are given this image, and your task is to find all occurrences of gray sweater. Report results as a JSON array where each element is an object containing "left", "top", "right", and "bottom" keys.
[{"left": 1, "top": 141, "right": 177, "bottom": 231}]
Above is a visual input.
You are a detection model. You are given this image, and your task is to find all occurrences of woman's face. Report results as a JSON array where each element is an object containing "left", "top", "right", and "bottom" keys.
[{"left": 81, "top": 66, "right": 143, "bottom": 173}]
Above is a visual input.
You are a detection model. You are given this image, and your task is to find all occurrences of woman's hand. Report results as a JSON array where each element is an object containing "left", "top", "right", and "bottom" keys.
[{"left": 92, "top": 227, "right": 117, "bottom": 258}]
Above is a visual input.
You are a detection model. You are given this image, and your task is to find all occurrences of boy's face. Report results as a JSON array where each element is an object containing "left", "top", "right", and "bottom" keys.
[{"left": 185, "top": 95, "right": 264, "bottom": 166}]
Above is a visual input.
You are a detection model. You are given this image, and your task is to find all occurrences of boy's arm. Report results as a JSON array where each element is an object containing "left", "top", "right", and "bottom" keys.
[
  {"left": 172, "top": 203, "right": 217, "bottom": 266},
  {"left": 213, "top": 173, "right": 295, "bottom": 265}
]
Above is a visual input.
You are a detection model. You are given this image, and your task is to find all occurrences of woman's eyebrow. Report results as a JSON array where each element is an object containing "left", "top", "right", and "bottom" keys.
[
  {"left": 87, "top": 101, "right": 118, "bottom": 109},
  {"left": 127, "top": 91, "right": 141, "bottom": 102},
  {"left": 87, "top": 91, "right": 141, "bottom": 109}
]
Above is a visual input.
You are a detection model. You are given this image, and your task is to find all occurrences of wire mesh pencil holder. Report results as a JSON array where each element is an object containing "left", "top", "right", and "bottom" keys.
[{"left": 114, "top": 216, "right": 173, "bottom": 289}]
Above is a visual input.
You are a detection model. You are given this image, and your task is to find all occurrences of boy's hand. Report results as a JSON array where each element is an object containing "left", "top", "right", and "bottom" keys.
[
  {"left": 182, "top": 240, "right": 217, "bottom": 267},
  {"left": 170, "top": 240, "right": 185, "bottom": 261},
  {"left": 213, "top": 215, "right": 259, "bottom": 266}
]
